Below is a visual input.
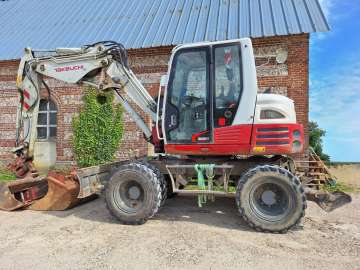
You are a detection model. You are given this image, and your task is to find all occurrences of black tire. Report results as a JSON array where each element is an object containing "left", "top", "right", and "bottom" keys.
[
  {"left": 236, "top": 165, "right": 306, "bottom": 233},
  {"left": 141, "top": 161, "right": 167, "bottom": 206},
  {"left": 105, "top": 162, "right": 162, "bottom": 225}
]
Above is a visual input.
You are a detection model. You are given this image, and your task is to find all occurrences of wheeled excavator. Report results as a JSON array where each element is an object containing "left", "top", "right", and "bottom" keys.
[{"left": 0, "top": 39, "right": 351, "bottom": 232}]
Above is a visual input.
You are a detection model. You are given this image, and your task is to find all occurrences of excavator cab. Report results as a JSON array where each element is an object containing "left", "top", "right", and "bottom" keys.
[
  {"left": 162, "top": 39, "right": 303, "bottom": 156},
  {"left": 163, "top": 40, "right": 255, "bottom": 155}
]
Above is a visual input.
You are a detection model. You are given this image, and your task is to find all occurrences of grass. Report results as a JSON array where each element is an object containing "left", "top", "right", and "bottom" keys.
[
  {"left": 0, "top": 169, "right": 16, "bottom": 182},
  {"left": 322, "top": 181, "right": 360, "bottom": 193}
]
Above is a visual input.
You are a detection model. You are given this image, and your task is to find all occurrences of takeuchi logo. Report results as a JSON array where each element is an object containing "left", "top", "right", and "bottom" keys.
[{"left": 55, "top": 65, "right": 84, "bottom": 72}]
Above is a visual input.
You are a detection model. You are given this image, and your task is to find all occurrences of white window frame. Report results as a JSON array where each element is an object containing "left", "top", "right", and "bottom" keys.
[{"left": 37, "top": 99, "right": 57, "bottom": 140}]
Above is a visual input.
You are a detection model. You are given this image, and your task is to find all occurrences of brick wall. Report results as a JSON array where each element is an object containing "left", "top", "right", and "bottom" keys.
[{"left": 0, "top": 34, "right": 309, "bottom": 164}]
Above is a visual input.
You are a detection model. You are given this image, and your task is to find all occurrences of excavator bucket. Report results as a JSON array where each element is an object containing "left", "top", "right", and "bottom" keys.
[
  {"left": 0, "top": 182, "right": 25, "bottom": 211},
  {"left": 305, "top": 188, "right": 352, "bottom": 212},
  {"left": 0, "top": 177, "right": 48, "bottom": 211},
  {"left": 0, "top": 171, "right": 84, "bottom": 211},
  {"left": 27, "top": 172, "right": 82, "bottom": 211}
]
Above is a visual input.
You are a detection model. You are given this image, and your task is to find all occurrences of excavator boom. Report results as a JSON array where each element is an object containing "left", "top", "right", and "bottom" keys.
[
  {"left": 16, "top": 41, "right": 157, "bottom": 157},
  {"left": 2, "top": 41, "right": 161, "bottom": 211}
]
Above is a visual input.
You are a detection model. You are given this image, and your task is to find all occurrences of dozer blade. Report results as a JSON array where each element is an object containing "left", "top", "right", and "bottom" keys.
[
  {"left": 305, "top": 188, "right": 352, "bottom": 212},
  {"left": 27, "top": 175, "right": 81, "bottom": 211}
]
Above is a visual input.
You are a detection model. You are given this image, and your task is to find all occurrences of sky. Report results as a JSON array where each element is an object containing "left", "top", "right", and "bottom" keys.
[{"left": 310, "top": 0, "right": 360, "bottom": 162}]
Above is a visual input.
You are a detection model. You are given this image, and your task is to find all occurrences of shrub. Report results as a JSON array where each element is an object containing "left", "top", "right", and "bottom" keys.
[
  {"left": 72, "top": 87, "right": 123, "bottom": 167},
  {"left": 309, "top": 121, "right": 330, "bottom": 162}
]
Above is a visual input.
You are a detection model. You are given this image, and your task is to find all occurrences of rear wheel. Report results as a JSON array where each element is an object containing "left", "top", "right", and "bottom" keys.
[
  {"left": 105, "top": 162, "right": 162, "bottom": 225},
  {"left": 236, "top": 165, "right": 306, "bottom": 233}
]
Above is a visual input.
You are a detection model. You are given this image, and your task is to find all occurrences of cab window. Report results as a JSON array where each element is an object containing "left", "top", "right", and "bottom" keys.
[
  {"left": 165, "top": 48, "right": 210, "bottom": 143},
  {"left": 214, "top": 44, "right": 242, "bottom": 127}
]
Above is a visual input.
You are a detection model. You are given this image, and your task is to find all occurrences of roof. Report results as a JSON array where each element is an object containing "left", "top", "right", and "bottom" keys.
[{"left": 0, "top": 0, "right": 329, "bottom": 60}]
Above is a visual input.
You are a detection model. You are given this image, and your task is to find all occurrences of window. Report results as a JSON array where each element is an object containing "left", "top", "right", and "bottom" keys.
[
  {"left": 165, "top": 48, "right": 210, "bottom": 143},
  {"left": 260, "top": 110, "right": 285, "bottom": 119},
  {"left": 214, "top": 44, "right": 242, "bottom": 127},
  {"left": 37, "top": 99, "right": 57, "bottom": 139}
]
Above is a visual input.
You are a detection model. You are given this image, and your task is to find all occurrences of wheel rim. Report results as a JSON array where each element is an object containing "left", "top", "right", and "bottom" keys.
[
  {"left": 249, "top": 178, "right": 294, "bottom": 222},
  {"left": 113, "top": 179, "right": 145, "bottom": 214}
]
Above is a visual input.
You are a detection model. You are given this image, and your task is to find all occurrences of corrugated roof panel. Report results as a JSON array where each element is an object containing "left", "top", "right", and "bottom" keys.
[
  {"left": 161, "top": 0, "right": 185, "bottom": 45},
  {"left": 172, "top": 0, "right": 194, "bottom": 44},
  {"left": 101, "top": 0, "right": 133, "bottom": 41},
  {"left": 250, "top": 0, "right": 263, "bottom": 37},
  {"left": 183, "top": 0, "right": 202, "bottom": 43},
  {"left": 130, "top": 0, "right": 162, "bottom": 48},
  {"left": 0, "top": 0, "right": 329, "bottom": 60},
  {"left": 193, "top": 0, "right": 211, "bottom": 42},
  {"left": 294, "top": 0, "right": 315, "bottom": 32},
  {"left": 261, "top": 0, "right": 275, "bottom": 36},
  {"left": 123, "top": 1, "right": 155, "bottom": 47},
  {"left": 304, "top": 0, "right": 330, "bottom": 32},
  {"left": 216, "top": 0, "right": 229, "bottom": 40},
  {"left": 0, "top": 1, "right": 16, "bottom": 17},
  {"left": 281, "top": 0, "right": 301, "bottom": 34},
  {"left": 72, "top": 1, "right": 112, "bottom": 45},
  {"left": 228, "top": 0, "right": 239, "bottom": 40},
  {"left": 270, "top": 0, "right": 288, "bottom": 35},
  {"left": 142, "top": 0, "right": 172, "bottom": 47},
  {"left": 239, "top": 0, "right": 250, "bottom": 37},
  {"left": 116, "top": 1, "right": 142, "bottom": 43},
  {"left": 204, "top": 0, "right": 220, "bottom": 41}
]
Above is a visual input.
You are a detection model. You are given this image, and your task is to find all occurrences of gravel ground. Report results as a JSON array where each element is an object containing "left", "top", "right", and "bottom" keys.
[{"left": 0, "top": 194, "right": 359, "bottom": 270}]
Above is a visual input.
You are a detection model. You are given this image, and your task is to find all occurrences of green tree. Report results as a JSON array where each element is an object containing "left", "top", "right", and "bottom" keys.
[
  {"left": 309, "top": 121, "right": 330, "bottom": 162},
  {"left": 72, "top": 87, "right": 123, "bottom": 167}
]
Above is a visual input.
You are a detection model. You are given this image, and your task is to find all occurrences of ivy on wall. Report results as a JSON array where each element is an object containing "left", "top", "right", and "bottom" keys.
[{"left": 72, "top": 87, "right": 123, "bottom": 167}]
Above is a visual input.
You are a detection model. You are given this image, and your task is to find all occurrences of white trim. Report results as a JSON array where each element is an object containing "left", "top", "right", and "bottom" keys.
[{"left": 36, "top": 99, "right": 57, "bottom": 140}]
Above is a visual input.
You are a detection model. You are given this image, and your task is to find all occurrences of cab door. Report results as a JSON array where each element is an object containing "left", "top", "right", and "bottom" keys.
[
  {"left": 212, "top": 43, "right": 252, "bottom": 150},
  {"left": 164, "top": 47, "right": 211, "bottom": 146}
]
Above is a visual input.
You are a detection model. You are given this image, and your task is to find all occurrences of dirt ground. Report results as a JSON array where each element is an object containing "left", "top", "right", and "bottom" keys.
[{"left": 0, "top": 194, "right": 359, "bottom": 270}]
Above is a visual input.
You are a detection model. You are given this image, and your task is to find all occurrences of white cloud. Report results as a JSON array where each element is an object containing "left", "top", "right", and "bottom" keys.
[{"left": 310, "top": 57, "right": 360, "bottom": 161}]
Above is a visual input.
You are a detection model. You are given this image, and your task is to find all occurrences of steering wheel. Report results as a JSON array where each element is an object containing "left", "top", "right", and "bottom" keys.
[{"left": 182, "top": 95, "right": 203, "bottom": 106}]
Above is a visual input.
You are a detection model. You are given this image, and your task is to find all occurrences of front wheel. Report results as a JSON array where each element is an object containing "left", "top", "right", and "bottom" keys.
[
  {"left": 105, "top": 162, "right": 162, "bottom": 225},
  {"left": 236, "top": 165, "right": 306, "bottom": 233}
]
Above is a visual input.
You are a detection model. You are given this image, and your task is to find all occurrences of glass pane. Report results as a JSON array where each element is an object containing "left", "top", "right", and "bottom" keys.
[
  {"left": 214, "top": 45, "right": 241, "bottom": 127},
  {"left": 50, "top": 113, "right": 57, "bottom": 125},
  {"left": 166, "top": 49, "right": 209, "bottom": 142},
  {"left": 260, "top": 110, "right": 285, "bottom": 119},
  {"left": 49, "top": 100, "right": 57, "bottom": 111},
  {"left": 37, "top": 127, "right": 47, "bottom": 139},
  {"left": 37, "top": 113, "right": 47, "bottom": 125},
  {"left": 39, "top": 100, "right": 47, "bottom": 111},
  {"left": 49, "top": 127, "right": 57, "bottom": 138}
]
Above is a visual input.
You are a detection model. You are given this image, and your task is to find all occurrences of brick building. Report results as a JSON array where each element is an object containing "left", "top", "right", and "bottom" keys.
[{"left": 0, "top": 0, "right": 329, "bottom": 165}]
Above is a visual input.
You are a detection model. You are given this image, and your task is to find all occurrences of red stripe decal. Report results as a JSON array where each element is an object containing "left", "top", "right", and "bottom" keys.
[
  {"left": 23, "top": 89, "right": 30, "bottom": 99},
  {"left": 23, "top": 102, "right": 30, "bottom": 110}
]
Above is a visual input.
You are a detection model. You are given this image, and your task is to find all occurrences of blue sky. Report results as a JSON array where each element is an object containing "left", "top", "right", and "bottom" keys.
[{"left": 310, "top": 0, "right": 360, "bottom": 162}]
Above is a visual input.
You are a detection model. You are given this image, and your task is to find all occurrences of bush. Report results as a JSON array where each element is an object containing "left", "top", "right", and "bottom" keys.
[
  {"left": 309, "top": 121, "right": 330, "bottom": 162},
  {"left": 72, "top": 87, "right": 123, "bottom": 167}
]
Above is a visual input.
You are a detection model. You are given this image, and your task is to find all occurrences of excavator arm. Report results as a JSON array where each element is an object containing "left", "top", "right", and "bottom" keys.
[{"left": 15, "top": 41, "right": 158, "bottom": 158}]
